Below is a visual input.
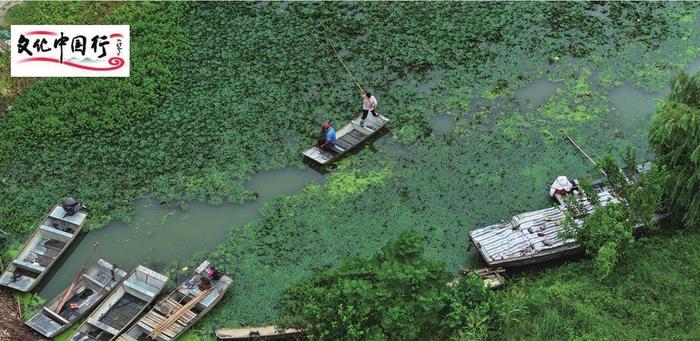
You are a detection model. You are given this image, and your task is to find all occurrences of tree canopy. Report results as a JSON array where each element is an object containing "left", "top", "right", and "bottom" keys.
[
  {"left": 277, "top": 231, "right": 500, "bottom": 340},
  {"left": 649, "top": 71, "right": 700, "bottom": 228}
]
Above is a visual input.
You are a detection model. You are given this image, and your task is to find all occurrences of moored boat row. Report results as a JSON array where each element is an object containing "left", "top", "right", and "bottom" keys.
[{"left": 2, "top": 202, "right": 233, "bottom": 341}]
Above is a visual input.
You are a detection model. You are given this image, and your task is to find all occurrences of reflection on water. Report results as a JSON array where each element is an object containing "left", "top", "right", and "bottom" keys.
[
  {"left": 687, "top": 55, "right": 700, "bottom": 75},
  {"left": 608, "top": 82, "right": 664, "bottom": 153},
  {"left": 38, "top": 167, "right": 326, "bottom": 299},
  {"left": 516, "top": 77, "right": 563, "bottom": 109}
]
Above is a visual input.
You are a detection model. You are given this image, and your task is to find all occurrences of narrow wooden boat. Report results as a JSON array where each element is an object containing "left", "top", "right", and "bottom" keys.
[
  {"left": 302, "top": 113, "right": 390, "bottom": 165},
  {"left": 449, "top": 268, "right": 505, "bottom": 290},
  {"left": 0, "top": 204, "right": 87, "bottom": 292},
  {"left": 25, "top": 259, "right": 128, "bottom": 338},
  {"left": 117, "top": 261, "right": 233, "bottom": 341},
  {"left": 215, "top": 326, "right": 304, "bottom": 340},
  {"left": 69, "top": 265, "right": 168, "bottom": 341}
]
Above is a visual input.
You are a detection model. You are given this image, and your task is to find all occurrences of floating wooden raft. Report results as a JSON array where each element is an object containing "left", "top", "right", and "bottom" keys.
[
  {"left": 215, "top": 326, "right": 305, "bottom": 340},
  {"left": 69, "top": 265, "right": 168, "bottom": 341},
  {"left": 25, "top": 259, "right": 127, "bottom": 338},
  {"left": 302, "top": 113, "right": 390, "bottom": 165},
  {"left": 469, "top": 182, "right": 620, "bottom": 268},
  {"left": 0, "top": 205, "right": 87, "bottom": 292},
  {"left": 118, "top": 261, "right": 233, "bottom": 341}
]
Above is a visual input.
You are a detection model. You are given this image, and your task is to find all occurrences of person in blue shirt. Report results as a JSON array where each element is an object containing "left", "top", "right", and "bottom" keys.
[{"left": 319, "top": 122, "right": 336, "bottom": 151}]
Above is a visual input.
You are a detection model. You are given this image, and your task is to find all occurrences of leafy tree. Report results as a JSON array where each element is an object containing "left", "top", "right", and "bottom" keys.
[
  {"left": 278, "top": 231, "right": 497, "bottom": 340},
  {"left": 576, "top": 204, "right": 633, "bottom": 279},
  {"left": 578, "top": 178, "right": 601, "bottom": 208},
  {"left": 649, "top": 71, "right": 700, "bottom": 228},
  {"left": 597, "top": 154, "right": 631, "bottom": 200}
]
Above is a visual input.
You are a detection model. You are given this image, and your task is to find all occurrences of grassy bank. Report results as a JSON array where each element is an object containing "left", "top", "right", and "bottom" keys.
[{"left": 494, "top": 230, "right": 700, "bottom": 340}]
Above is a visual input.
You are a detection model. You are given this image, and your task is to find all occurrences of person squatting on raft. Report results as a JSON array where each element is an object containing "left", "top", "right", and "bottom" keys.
[
  {"left": 360, "top": 92, "right": 378, "bottom": 127},
  {"left": 549, "top": 176, "right": 579, "bottom": 205},
  {"left": 319, "top": 122, "right": 336, "bottom": 151}
]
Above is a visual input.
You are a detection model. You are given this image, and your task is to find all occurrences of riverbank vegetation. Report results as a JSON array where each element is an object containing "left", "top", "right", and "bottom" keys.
[{"left": 1, "top": 1, "right": 699, "bottom": 340}]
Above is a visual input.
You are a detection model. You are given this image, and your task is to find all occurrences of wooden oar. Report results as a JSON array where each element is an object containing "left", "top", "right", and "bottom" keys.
[{"left": 54, "top": 242, "right": 99, "bottom": 314}]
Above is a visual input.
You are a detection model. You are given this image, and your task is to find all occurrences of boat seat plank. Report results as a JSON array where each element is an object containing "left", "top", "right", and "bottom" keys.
[
  {"left": 39, "top": 224, "right": 74, "bottom": 238},
  {"left": 42, "top": 307, "right": 70, "bottom": 325},
  {"left": 124, "top": 280, "right": 159, "bottom": 299},
  {"left": 49, "top": 206, "right": 87, "bottom": 226},
  {"left": 331, "top": 144, "right": 346, "bottom": 153},
  {"left": 13, "top": 259, "right": 46, "bottom": 273},
  {"left": 25, "top": 313, "right": 63, "bottom": 337},
  {"left": 83, "top": 273, "right": 106, "bottom": 288}
]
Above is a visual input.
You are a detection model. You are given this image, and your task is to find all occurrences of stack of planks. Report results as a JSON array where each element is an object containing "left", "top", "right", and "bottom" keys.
[{"left": 147, "top": 289, "right": 211, "bottom": 340}]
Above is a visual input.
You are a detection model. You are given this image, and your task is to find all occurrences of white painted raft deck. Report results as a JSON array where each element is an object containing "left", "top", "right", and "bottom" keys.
[{"left": 303, "top": 114, "right": 389, "bottom": 165}]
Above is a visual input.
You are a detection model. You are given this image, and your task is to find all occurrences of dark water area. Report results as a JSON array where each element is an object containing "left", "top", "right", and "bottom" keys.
[
  {"left": 373, "top": 134, "right": 407, "bottom": 154},
  {"left": 37, "top": 167, "right": 326, "bottom": 300}
]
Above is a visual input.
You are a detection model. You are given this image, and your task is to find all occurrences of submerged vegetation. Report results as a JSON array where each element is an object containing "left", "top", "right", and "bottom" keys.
[{"left": 0, "top": 1, "right": 699, "bottom": 340}]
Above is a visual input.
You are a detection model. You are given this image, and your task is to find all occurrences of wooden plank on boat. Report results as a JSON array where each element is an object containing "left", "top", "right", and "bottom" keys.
[
  {"left": 120, "top": 261, "right": 234, "bottom": 341},
  {"left": 0, "top": 204, "right": 87, "bottom": 292}
]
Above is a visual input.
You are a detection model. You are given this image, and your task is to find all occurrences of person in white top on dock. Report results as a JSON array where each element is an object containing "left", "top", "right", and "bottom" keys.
[{"left": 361, "top": 92, "right": 378, "bottom": 127}]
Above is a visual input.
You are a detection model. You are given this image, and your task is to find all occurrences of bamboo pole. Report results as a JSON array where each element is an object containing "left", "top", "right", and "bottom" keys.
[
  {"left": 562, "top": 130, "right": 607, "bottom": 177},
  {"left": 55, "top": 242, "right": 99, "bottom": 314},
  {"left": 322, "top": 28, "right": 389, "bottom": 128}
]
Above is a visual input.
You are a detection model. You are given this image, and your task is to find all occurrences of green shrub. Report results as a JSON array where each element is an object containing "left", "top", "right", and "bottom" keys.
[
  {"left": 577, "top": 205, "right": 633, "bottom": 279},
  {"left": 278, "top": 231, "right": 503, "bottom": 340}
]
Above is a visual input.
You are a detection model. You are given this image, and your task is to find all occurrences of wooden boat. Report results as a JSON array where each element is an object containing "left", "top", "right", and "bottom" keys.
[
  {"left": 117, "top": 261, "right": 233, "bottom": 341},
  {"left": 449, "top": 268, "right": 505, "bottom": 290},
  {"left": 0, "top": 205, "right": 87, "bottom": 292},
  {"left": 25, "top": 259, "right": 128, "bottom": 338},
  {"left": 69, "top": 265, "right": 168, "bottom": 341},
  {"left": 469, "top": 181, "right": 620, "bottom": 268},
  {"left": 215, "top": 326, "right": 305, "bottom": 340},
  {"left": 302, "top": 113, "right": 390, "bottom": 165}
]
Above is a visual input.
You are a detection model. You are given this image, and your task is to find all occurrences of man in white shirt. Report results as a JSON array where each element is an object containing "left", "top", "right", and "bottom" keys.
[{"left": 361, "top": 92, "right": 378, "bottom": 127}]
